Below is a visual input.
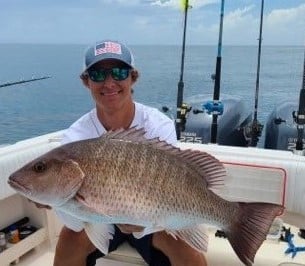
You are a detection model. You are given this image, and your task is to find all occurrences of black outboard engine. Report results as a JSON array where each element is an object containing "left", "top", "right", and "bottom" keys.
[
  {"left": 264, "top": 100, "right": 299, "bottom": 151},
  {"left": 265, "top": 44, "right": 305, "bottom": 153},
  {"left": 179, "top": 94, "right": 252, "bottom": 146}
]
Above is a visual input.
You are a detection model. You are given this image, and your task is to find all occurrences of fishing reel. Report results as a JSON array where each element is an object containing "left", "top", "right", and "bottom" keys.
[
  {"left": 176, "top": 103, "right": 192, "bottom": 132},
  {"left": 244, "top": 120, "right": 264, "bottom": 147},
  {"left": 180, "top": 103, "right": 191, "bottom": 118},
  {"left": 180, "top": 103, "right": 192, "bottom": 129},
  {"left": 292, "top": 110, "right": 305, "bottom": 126},
  {"left": 202, "top": 100, "right": 224, "bottom": 115}
]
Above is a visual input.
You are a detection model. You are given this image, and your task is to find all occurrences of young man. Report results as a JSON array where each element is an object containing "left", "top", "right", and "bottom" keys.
[{"left": 53, "top": 40, "right": 207, "bottom": 266}]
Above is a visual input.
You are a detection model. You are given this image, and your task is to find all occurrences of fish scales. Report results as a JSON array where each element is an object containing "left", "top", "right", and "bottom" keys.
[{"left": 68, "top": 134, "right": 237, "bottom": 228}]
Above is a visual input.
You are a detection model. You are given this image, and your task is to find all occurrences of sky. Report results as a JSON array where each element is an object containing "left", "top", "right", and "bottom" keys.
[{"left": 0, "top": 0, "right": 305, "bottom": 45}]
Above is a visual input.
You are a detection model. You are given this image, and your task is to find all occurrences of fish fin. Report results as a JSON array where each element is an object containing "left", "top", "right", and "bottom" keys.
[
  {"left": 178, "top": 149, "right": 226, "bottom": 191},
  {"left": 132, "top": 226, "right": 164, "bottom": 239},
  {"left": 60, "top": 159, "right": 85, "bottom": 202},
  {"left": 55, "top": 208, "right": 85, "bottom": 232},
  {"left": 103, "top": 127, "right": 226, "bottom": 190},
  {"left": 166, "top": 224, "right": 209, "bottom": 253},
  {"left": 75, "top": 194, "right": 112, "bottom": 219},
  {"left": 225, "top": 202, "right": 284, "bottom": 266},
  {"left": 103, "top": 127, "right": 148, "bottom": 142},
  {"left": 102, "top": 127, "right": 179, "bottom": 149},
  {"left": 84, "top": 223, "right": 115, "bottom": 255}
]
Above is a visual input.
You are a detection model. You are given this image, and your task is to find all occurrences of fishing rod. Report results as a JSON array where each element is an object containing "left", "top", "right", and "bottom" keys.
[
  {"left": 175, "top": 0, "right": 190, "bottom": 140},
  {"left": 210, "top": 0, "right": 225, "bottom": 144},
  {"left": 249, "top": 0, "right": 264, "bottom": 147},
  {"left": 0, "top": 76, "right": 51, "bottom": 88},
  {"left": 293, "top": 47, "right": 305, "bottom": 153}
]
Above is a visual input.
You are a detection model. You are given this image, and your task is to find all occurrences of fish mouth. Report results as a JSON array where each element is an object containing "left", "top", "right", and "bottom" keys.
[{"left": 8, "top": 179, "right": 30, "bottom": 195}]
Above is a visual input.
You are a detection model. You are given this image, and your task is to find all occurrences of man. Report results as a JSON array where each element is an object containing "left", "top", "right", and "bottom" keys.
[{"left": 53, "top": 40, "right": 207, "bottom": 266}]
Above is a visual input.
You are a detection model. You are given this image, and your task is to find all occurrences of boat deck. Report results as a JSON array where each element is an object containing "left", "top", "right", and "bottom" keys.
[{"left": 14, "top": 240, "right": 145, "bottom": 266}]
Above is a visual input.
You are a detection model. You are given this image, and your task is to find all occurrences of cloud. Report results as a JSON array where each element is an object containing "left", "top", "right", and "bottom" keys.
[
  {"left": 98, "top": 0, "right": 141, "bottom": 5},
  {"left": 266, "top": 3, "right": 305, "bottom": 28},
  {"left": 264, "top": 3, "right": 305, "bottom": 45},
  {"left": 187, "top": 4, "right": 258, "bottom": 45},
  {"left": 190, "top": 0, "right": 219, "bottom": 8},
  {"left": 188, "top": 2, "right": 305, "bottom": 45},
  {"left": 225, "top": 5, "right": 256, "bottom": 28},
  {"left": 149, "top": 0, "right": 218, "bottom": 9},
  {"left": 1, "top": 0, "right": 304, "bottom": 45},
  {"left": 221, "top": 5, "right": 258, "bottom": 44}
]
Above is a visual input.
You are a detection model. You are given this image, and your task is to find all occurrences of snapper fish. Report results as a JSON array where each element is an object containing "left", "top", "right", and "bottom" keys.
[{"left": 8, "top": 127, "right": 283, "bottom": 266}]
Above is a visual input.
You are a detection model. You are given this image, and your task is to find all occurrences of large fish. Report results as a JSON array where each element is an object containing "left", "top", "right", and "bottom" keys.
[{"left": 8, "top": 127, "right": 283, "bottom": 266}]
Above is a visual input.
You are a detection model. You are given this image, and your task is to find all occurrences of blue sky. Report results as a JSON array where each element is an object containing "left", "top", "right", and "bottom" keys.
[{"left": 1, "top": 0, "right": 305, "bottom": 45}]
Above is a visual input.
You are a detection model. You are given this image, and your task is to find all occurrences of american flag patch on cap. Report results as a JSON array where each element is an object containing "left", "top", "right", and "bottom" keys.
[{"left": 95, "top": 41, "right": 122, "bottom": 56}]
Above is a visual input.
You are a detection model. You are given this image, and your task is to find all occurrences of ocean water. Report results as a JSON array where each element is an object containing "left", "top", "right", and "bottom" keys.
[{"left": 0, "top": 44, "right": 304, "bottom": 144}]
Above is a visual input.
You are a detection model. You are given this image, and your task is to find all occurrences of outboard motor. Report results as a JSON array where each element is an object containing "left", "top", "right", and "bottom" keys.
[
  {"left": 264, "top": 101, "right": 299, "bottom": 151},
  {"left": 265, "top": 45, "right": 305, "bottom": 152},
  {"left": 179, "top": 94, "right": 252, "bottom": 146}
]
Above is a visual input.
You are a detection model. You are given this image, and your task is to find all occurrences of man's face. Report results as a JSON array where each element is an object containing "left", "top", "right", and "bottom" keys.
[{"left": 85, "top": 59, "right": 136, "bottom": 112}]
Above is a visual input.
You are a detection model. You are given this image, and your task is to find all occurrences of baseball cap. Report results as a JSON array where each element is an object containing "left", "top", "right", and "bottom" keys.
[{"left": 81, "top": 40, "right": 135, "bottom": 75}]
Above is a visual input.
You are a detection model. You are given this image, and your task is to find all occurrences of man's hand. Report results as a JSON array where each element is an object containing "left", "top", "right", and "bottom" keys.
[
  {"left": 116, "top": 224, "right": 144, "bottom": 234},
  {"left": 28, "top": 199, "right": 51, "bottom": 209}
]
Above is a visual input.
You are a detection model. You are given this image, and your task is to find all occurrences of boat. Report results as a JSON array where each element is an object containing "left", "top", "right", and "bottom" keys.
[{"left": 1, "top": 1, "right": 305, "bottom": 266}]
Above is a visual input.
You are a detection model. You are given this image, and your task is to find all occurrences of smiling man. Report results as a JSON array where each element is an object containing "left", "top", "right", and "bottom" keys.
[{"left": 52, "top": 40, "right": 207, "bottom": 266}]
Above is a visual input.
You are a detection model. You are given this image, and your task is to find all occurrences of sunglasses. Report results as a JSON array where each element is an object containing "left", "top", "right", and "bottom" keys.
[{"left": 86, "top": 67, "right": 130, "bottom": 82}]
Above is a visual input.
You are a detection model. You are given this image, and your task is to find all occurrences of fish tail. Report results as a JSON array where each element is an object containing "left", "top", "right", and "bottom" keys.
[{"left": 225, "top": 202, "right": 284, "bottom": 266}]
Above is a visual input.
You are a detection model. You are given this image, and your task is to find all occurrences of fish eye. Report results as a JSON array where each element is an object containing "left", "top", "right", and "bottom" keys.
[{"left": 33, "top": 161, "right": 47, "bottom": 173}]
